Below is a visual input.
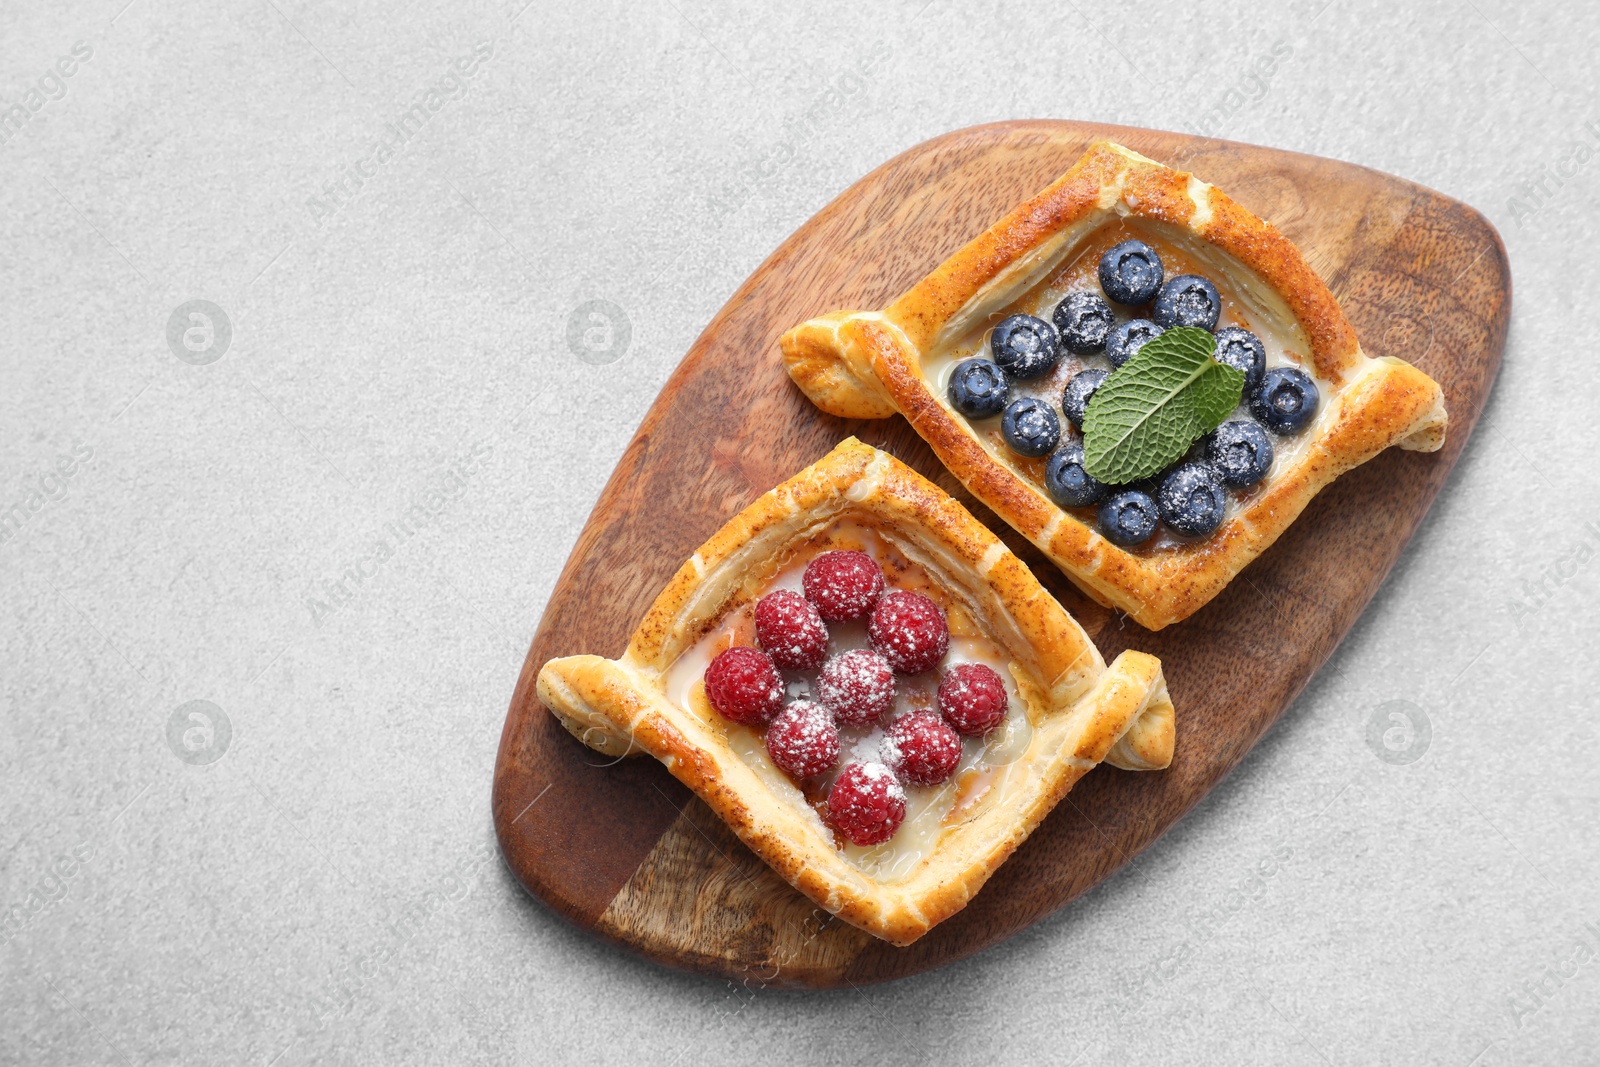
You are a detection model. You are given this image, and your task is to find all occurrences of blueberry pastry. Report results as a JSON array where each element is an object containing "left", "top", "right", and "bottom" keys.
[{"left": 779, "top": 142, "right": 1446, "bottom": 629}]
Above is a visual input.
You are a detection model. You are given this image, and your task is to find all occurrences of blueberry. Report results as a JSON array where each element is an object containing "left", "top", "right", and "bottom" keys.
[
  {"left": 1061, "top": 368, "right": 1108, "bottom": 428},
  {"left": 1205, "top": 419, "right": 1274, "bottom": 488},
  {"left": 1098, "top": 239, "right": 1165, "bottom": 305},
  {"left": 1105, "top": 319, "right": 1164, "bottom": 368},
  {"left": 1250, "top": 366, "right": 1320, "bottom": 435},
  {"left": 1098, "top": 490, "right": 1159, "bottom": 547},
  {"left": 988, "top": 314, "right": 1060, "bottom": 381},
  {"left": 1213, "top": 326, "right": 1266, "bottom": 393},
  {"left": 1044, "top": 442, "right": 1107, "bottom": 507},
  {"left": 1051, "top": 291, "right": 1115, "bottom": 355},
  {"left": 1152, "top": 274, "right": 1221, "bottom": 330},
  {"left": 1000, "top": 397, "right": 1061, "bottom": 458},
  {"left": 947, "top": 358, "right": 1010, "bottom": 419},
  {"left": 1157, "top": 462, "right": 1228, "bottom": 536}
]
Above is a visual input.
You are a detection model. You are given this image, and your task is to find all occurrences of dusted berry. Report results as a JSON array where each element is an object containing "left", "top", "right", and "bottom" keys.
[
  {"left": 988, "top": 314, "right": 1061, "bottom": 381},
  {"left": 765, "top": 700, "right": 840, "bottom": 780},
  {"left": 1052, "top": 291, "right": 1116, "bottom": 354},
  {"left": 1061, "top": 368, "right": 1108, "bottom": 428},
  {"left": 1105, "top": 318, "right": 1163, "bottom": 368},
  {"left": 1205, "top": 419, "right": 1274, "bottom": 488},
  {"left": 1098, "top": 238, "right": 1165, "bottom": 305},
  {"left": 817, "top": 649, "right": 896, "bottom": 726},
  {"left": 1001, "top": 397, "right": 1061, "bottom": 458},
  {"left": 753, "top": 589, "right": 829, "bottom": 670},
  {"left": 868, "top": 590, "right": 950, "bottom": 675},
  {"left": 1157, "top": 462, "right": 1228, "bottom": 537},
  {"left": 1250, "top": 366, "right": 1320, "bottom": 435},
  {"left": 827, "top": 761, "right": 907, "bottom": 846},
  {"left": 937, "top": 662, "right": 1009, "bottom": 736},
  {"left": 704, "top": 646, "right": 783, "bottom": 725},
  {"left": 1213, "top": 326, "right": 1266, "bottom": 393},
  {"left": 947, "top": 358, "right": 1010, "bottom": 419},
  {"left": 886, "top": 710, "right": 963, "bottom": 786},
  {"left": 1098, "top": 490, "right": 1159, "bottom": 547},
  {"left": 1152, "top": 274, "right": 1222, "bottom": 330},
  {"left": 802, "top": 550, "right": 884, "bottom": 622},
  {"left": 1044, "top": 441, "right": 1108, "bottom": 508}
]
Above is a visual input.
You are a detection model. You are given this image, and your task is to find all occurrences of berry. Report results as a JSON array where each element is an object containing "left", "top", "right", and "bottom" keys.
[
  {"left": 1157, "top": 462, "right": 1228, "bottom": 537},
  {"left": 704, "top": 646, "right": 783, "bottom": 725},
  {"left": 827, "top": 762, "right": 906, "bottom": 846},
  {"left": 1105, "top": 319, "right": 1164, "bottom": 368},
  {"left": 1052, "top": 291, "right": 1115, "bottom": 355},
  {"left": 937, "top": 663, "right": 1009, "bottom": 736},
  {"left": 1205, "top": 419, "right": 1275, "bottom": 488},
  {"left": 765, "top": 700, "right": 840, "bottom": 780},
  {"left": 947, "top": 358, "right": 1010, "bottom": 419},
  {"left": 816, "top": 649, "right": 896, "bottom": 726},
  {"left": 1250, "top": 366, "right": 1320, "bottom": 435},
  {"left": 802, "top": 550, "right": 884, "bottom": 622},
  {"left": 1098, "top": 490, "right": 1159, "bottom": 547},
  {"left": 1098, "top": 239, "right": 1165, "bottom": 305},
  {"left": 1044, "top": 441, "right": 1108, "bottom": 508},
  {"left": 753, "top": 589, "right": 829, "bottom": 671},
  {"left": 1213, "top": 326, "right": 1266, "bottom": 393},
  {"left": 1061, "top": 368, "right": 1108, "bottom": 428},
  {"left": 1001, "top": 397, "right": 1061, "bottom": 458},
  {"left": 886, "top": 711, "right": 963, "bottom": 786},
  {"left": 1151, "top": 274, "right": 1221, "bottom": 330},
  {"left": 988, "top": 314, "right": 1060, "bottom": 381},
  {"left": 868, "top": 590, "right": 949, "bottom": 675}
]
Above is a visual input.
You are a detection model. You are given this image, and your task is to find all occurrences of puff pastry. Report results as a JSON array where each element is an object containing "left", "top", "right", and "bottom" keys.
[
  {"left": 781, "top": 141, "right": 1447, "bottom": 629},
  {"left": 537, "top": 438, "right": 1175, "bottom": 945}
]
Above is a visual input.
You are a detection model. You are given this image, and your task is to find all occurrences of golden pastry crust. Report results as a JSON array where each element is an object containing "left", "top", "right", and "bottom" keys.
[
  {"left": 780, "top": 141, "right": 1448, "bottom": 629},
  {"left": 537, "top": 438, "right": 1175, "bottom": 946}
]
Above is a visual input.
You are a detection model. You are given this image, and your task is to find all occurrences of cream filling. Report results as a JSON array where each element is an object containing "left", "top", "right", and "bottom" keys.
[
  {"left": 660, "top": 521, "right": 1035, "bottom": 884},
  {"left": 919, "top": 219, "right": 1334, "bottom": 551}
]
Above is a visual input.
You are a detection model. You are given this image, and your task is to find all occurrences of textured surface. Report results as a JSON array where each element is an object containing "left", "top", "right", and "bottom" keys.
[
  {"left": 2, "top": 0, "right": 1597, "bottom": 1064},
  {"left": 497, "top": 120, "right": 1505, "bottom": 984}
]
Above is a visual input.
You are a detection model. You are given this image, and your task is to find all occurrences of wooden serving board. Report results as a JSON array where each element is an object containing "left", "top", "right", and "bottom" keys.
[{"left": 493, "top": 120, "right": 1509, "bottom": 988}]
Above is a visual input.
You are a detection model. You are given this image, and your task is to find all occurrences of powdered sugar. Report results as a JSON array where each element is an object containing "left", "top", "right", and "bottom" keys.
[
  {"left": 867, "top": 590, "right": 950, "bottom": 674},
  {"left": 827, "top": 760, "right": 908, "bottom": 845},
  {"left": 937, "top": 662, "right": 1008, "bottom": 736},
  {"left": 754, "top": 589, "right": 829, "bottom": 670},
  {"left": 664, "top": 521, "right": 1037, "bottom": 879},
  {"left": 803, "top": 550, "right": 884, "bottom": 622},
  {"left": 817, "top": 648, "right": 896, "bottom": 725},
  {"left": 765, "top": 699, "right": 840, "bottom": 780}
]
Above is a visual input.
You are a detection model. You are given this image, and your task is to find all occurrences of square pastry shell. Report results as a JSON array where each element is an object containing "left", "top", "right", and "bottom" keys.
[
  {"left": 780, "top": 141, "right": 1448, "bottom": 629},
  {"left": 537, "top": 438, "right": 1174, "bottom": 945}
]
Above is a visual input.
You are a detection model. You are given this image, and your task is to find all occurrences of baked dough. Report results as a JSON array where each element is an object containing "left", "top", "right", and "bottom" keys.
[
  {"left": 537, "top": 438, "right": 1175, "bottom": 946},
  {"left": 780, "top": 141, "right": 1447, "bottom": 630}
]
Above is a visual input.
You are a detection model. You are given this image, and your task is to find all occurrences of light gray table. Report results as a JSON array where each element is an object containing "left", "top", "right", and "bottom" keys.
[{"left": 3, "top": 0, "right": 1596, "bottom": 1063}]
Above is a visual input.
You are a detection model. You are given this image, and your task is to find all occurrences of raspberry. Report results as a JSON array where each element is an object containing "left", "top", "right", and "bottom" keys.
[
  {"left": 826, "top": 761, "right": 906, "bottom": 846},
  {"left": 886, "top": 711, "right": 963, "bottom": 786},
  {"left": 753, "top": 589, "right": 829, "bottom": 671},
  {"left": 816, "top": 649, "right": 896, "bottom": 726},
  {"left": 937, "top": 662, "right": 1008, "bottom": 736},
  {"left": 703, "top": 646, "right": 783, "bottom": 725},
  {"left": 802, "top": 550, "right": 884, "bottom": 622},
  {"left": 868, "top": 590, "right": 949, "bottom": 675},
  {"left": 765, "top": 700, "right": 840, "bottom": 780}
]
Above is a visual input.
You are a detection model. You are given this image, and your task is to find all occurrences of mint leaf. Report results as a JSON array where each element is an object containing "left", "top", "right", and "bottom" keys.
[{"left": 1081, "top": 326, "right": 1246, "bottom": 484}]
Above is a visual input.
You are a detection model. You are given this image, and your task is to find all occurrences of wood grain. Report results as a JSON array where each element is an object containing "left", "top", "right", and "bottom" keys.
[{"left": 492, "top": 120, "right": 1510, "bottom": 988}]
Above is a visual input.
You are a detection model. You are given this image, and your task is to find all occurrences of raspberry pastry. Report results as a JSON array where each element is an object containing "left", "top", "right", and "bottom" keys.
[
  {"left": 536, "top": 438, "right": 1176, "bottom": 946},
  {"left": 780, "top": 141, "right": 1447, "bottom": 630}
]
